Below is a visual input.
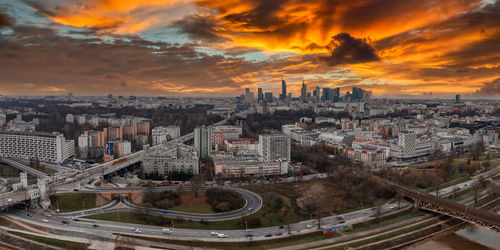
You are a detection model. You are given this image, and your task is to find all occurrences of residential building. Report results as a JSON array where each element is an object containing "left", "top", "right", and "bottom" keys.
[
  {"left": 151, "top": 126, "right": 181, "bottom": 146},
  {"left": 214, "top": 157, "right": 288, "bottom": 177},
  {"left": 141, "top": 143, "right": 199, "bottom": 176},
  {"left": 212, "top": 125, "right": 242, "bottom": 140},
  {"left": 0, "top": 131, "right": 74, "bottom": 163},
  {"left": 194, "top": 126, "right": 212, "bottom": 158},
  {"left": 258, "top": 134, "right": 291, "bottom": 162}
]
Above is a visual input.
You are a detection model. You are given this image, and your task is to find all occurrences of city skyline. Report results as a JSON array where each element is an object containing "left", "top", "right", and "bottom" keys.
[{"left": 0, "top": 0, "right": 499, "bottom": 97}]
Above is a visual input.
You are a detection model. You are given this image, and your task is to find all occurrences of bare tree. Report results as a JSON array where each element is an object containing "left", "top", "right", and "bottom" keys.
[
  {"left": 190, "top": 174, "right": 203, "bottom": 198},
  {"left": 296, "top": 184, "right": 328, "bottom": 229}
]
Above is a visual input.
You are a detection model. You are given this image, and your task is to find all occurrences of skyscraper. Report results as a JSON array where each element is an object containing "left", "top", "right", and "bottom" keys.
[
  {"left": 194, "top": 126, "right": 212, "bottom": 158},
  {"left": 300, "top": 80, "right": 307, "bottom": 100},
  {"left": 280, "top": 79, "right": 287, "bottom": 100},
  {"left": 258, "top": 88, "right": 263, "bottom": 102},
  {"left": 314, "top": 86, "right": 320, "bottom": 100},
  {"left": 456, "top": 94, "right": 461, "bottom": 103},
  {"left": 264, "top": 92, "right": 273, "bottom": 103},
  {"left": 333, "top": 87, "right": 340, "bottom": 102},
  {"left": 322, "top": 87, "right": 331, "bottom": 101}
]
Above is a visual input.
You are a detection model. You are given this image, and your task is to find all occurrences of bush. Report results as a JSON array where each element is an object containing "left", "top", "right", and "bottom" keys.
[{"left": 206, "top": 188, "right": 245, "bottom": 212}]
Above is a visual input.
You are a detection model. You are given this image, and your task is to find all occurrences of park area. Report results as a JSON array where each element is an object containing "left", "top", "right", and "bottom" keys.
[{"left": 50, "top": 193, "right": 110, "bottom": 212}]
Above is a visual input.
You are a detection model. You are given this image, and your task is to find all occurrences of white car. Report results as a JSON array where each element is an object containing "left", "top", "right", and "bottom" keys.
[
  {"left": 162, "top": 228, "right": 172, "bottom": 234},
  {"left": 133, "top": 228, "right": 142, "bottom": 234},
  {"left": 217, "top": 233, "right": 228, "bottom": 238},
  {"left": 7, "top": 198, "right": 12, "bottom": 202},
  {"left": 211, "top": 232, "right": 218, "bottom": 236},
  {"left": 42, "top": 219, "right": 49, "bottom": 223},
  {"left": 246, "top": 229, "right": 253, "bottom": 232},
  {"left": 306, "top": 224, "right": 312, "bottom": 228}
]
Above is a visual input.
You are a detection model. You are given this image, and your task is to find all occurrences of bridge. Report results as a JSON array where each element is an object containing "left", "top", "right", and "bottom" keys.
[
  {"left": 379, "top": 177, "right": 500, "bottom": 233},
  {"left": 1, "top": 158, "right": 49, "bottom": 179}
]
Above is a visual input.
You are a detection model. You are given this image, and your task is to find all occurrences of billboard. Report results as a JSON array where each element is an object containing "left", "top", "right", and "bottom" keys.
[{"left": 105, "top": 142, "right": 114, "bottom": 156}]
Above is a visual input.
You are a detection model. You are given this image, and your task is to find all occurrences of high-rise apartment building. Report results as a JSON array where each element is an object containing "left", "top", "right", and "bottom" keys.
[
  {"left": 258, "top": 134, "right": 291, "bottom": 162},
  {"left": 194, "top": 126, "right": 212, "bottom": 158},
  {"left": 0, "top": 131, "right": 74, "bottom": 163}
]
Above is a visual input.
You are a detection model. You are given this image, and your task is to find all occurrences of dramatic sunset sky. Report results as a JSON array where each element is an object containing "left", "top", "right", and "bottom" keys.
[{"left": 0, "top": 0, "right": 499, "bottom": 97}]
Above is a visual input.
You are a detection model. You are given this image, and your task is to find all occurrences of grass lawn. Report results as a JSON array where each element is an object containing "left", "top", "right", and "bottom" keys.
[
  {"left": 9, "top": 231, "right": 90, "bottom": 250},
  {"left": 50, "top": 193, "right": 101, "bottom": 212},
  {"left": 328, "top": 219, "right": 438, "bottom": 250},
  {"left": 169, "top": 191, "right": 216, "bottom": 214},
  {"left": 347, "top": 210, "right": 424, "bottom": 234}
]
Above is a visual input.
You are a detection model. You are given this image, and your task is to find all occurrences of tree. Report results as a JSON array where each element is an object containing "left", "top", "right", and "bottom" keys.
[
  {"left": 296, "top": 184, "right": 329, "bottom": 229},
  {"left": 190, "top": 174, "right": 203, "bottom": 198}
]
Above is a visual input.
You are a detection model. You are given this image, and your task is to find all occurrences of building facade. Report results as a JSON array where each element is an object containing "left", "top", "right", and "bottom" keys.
[
  {"left": 152, "top": 126, "right": 181, "bottom": 146},
  {"left": 142, "top": 143, "right": 199, "bottom": 176},
  {"left": 258, "top": 134, "right": 291, "bottom": 162},
  {"left": 0, "top": 131, "right": 74, "bottom": 163},
  {"left": 194, "top": 126, "right": 212, "bottom": 158}
]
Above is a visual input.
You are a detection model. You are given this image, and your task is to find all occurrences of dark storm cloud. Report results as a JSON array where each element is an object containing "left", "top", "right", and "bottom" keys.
[
  {"left": 475, "top": 78, "right": 500, "bottom": 96},
  {"left": 318, "top": 33, "right": 379, "bottom": 66},
  {"left": 0, "top": 11, "right": 14, "bottom": 28},
  {"left": 173, "top": 15, "right": 227, "bottom": 42}
]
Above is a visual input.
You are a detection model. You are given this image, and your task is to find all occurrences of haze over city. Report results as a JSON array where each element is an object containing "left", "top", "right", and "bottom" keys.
[{"left": 0, "top": 0, "right": 499, "bottom": 97}]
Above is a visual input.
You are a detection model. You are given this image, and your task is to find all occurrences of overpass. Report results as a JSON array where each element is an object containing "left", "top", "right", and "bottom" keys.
[
  {"left": 1, "top": 158, "right": 49, "bottom": 179},
  {"left": 379, "top": 177, "right": 500, "bottom": 233}
]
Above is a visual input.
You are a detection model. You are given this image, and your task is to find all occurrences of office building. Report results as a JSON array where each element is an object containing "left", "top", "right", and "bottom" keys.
[
  {"left": 194, "top": 126, "right": 212, "bottom": 158},
  {"left": 152, "top": 126, "right": 181, "bottom": 146},
  {"left": 322, "top": 87, "right": 331, "bottom": 101},
  {"left": 257, "top": 88, "right": 263, "bottom": 102},
  {"left": 264, "top": 92, "right": 273, "bottom": 103},
  {"left": 142, "top": 143, "right": 199, "bottom": 176},
  {"left": 300, "top": 80, "right": 307, "bottom": 100},
  {"left": 333, "top": 87, "right": 340, "bottom": 102},
  {"left": 456, "top": 94, "right": 461, "bottom": 103},
  {"left": 258, "top": 134, "right": 291, "bottom": 162},
  {"left": 280, "top": 79, "right": 287, "bottom": 100},
  {"left": 0, "top": 131, "right": 74, "bottom": 163}
]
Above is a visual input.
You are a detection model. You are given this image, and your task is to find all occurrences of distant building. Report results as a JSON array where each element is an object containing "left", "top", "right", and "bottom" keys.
[
  {"left": 214, "top": 157, "right": 288, "bottom": 177},
  {"left": 78, "top": 134, "right": 92, "bottom": 158},
  {"left": 280, "top": 79, "right": 287, "bottom": 100},
  {"left": 257, "top": 88, "right": 263, "bottom": 102},
  {"left": 264, "top": 92, "right": 273, "bottom": 103},
  {"left": 194, "top": 126, "right": 212, "bottom": 158},
  {"left": 103, "top": 140, "right": 131, "bottom": 162},
  {"left": 212, "top": 125, "right": 242, "bottom": 140},
  {"left": 66, "top": 114, "right": 74, "bottom": 123},
  {"left": 142, "top": 143, "right": 199, "bottom": 176},
  {"left": 300, "top": 80, "right": 307, "bottom": 100},
  {"left": 152, "top": 126, "right": 180, "bottom": 146},
  {"left": 211, "top": 129, "right": 224, "bottom": 149},
  {"left": 258, "top": 134, "right": 291, "bottom": 162},
  {"left": 456, "top": 94, "right": 461, "bottom": 103},
  {"left": 0, "top": 131, "right": 74, "bottom": 163}
]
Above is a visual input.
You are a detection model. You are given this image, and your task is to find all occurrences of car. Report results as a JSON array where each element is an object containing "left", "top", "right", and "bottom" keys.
[
  {"left": 247, "top": 208, "right": 253, "bottom": 212},
  {"left": 62, "top": 221, "right": 69, "bottom": 224},
  {"left": 306, "top": 224, "right": 312, "bottom": 228},
  {"left": 74, "top": 218, "right": 81, "bottom": 221},
  {"left": 211, "top": 232, "right": 218, "bottom": 236},
  {"left": 265, "top": 234, "right": 273, "bottom": 238},
  {"left": 339, "top": 219, "right": 345, "bottom": 224},
  {"left": 216, "top": 233, "right": 228, "bottom": 238},
  {"left": 93, "top": 224, "right": 99, "bottom": 227},
  {"left": 161, "top": 210, "right": 169, "bottom": 213},
  {"left": 7, "top": 198, "right": 12, "bottom": 202},
  {"left": 27, "top": 214, "right": 32, "bottom": 217},
  {"left": 133, "top": 228, "right": 142, "bottom": 234},
  {"left": 275, "top": 232, "right": 283, "bottom": 236},
  {"left": 279, "top": 225, "right": 285, "bottom": 229},
  {"left": 73, "top": 188, "right": 79, "bottom": 192},
  {"left": 244, "top": 234, "right": 253, "bottom": 237},
  {"left": 162, "top": 228, "right": 172, "bottom": 234},
  {"left": 246, "top": 229, "right": 253, "bottom": 232},
  {"left": 362, "top": 210, "right": 367, "bottom": 214},
  {"left": 42, "top": 219, "right": 49, "bottom": 223},
  {"left": 336, "top": 215, "right": 344, "bottom": 220}
]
